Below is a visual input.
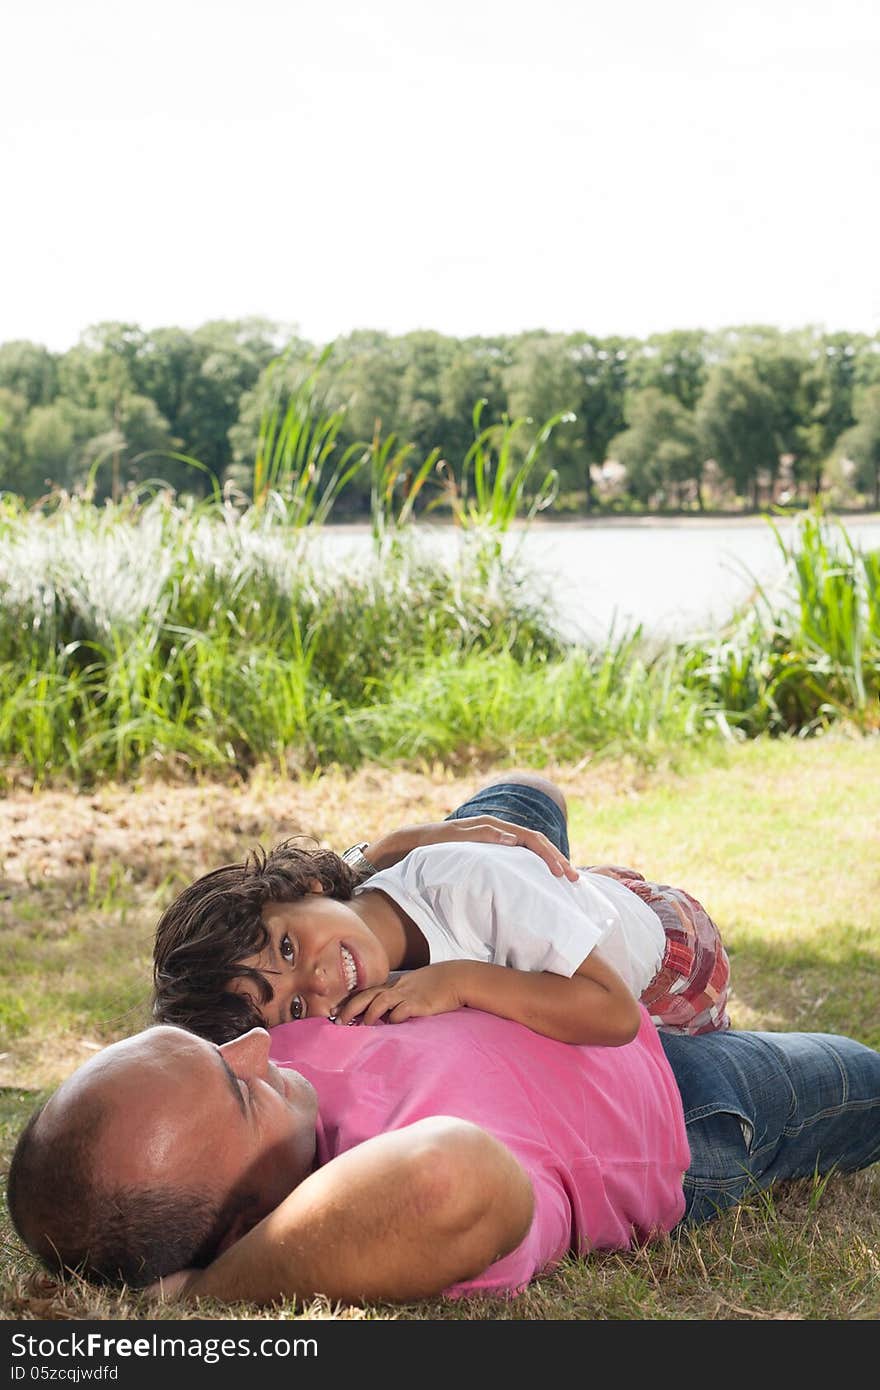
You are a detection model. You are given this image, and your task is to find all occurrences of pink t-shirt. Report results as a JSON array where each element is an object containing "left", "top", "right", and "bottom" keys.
[{"left": 269, "top": 1007, "right": 690, "bottom": 1296}]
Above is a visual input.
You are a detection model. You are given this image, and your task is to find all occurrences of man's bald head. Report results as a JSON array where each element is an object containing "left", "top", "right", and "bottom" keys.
[
  {"left": 7, "top": 1092, "right": 223, "bottom": 1285},
  {"left": 7, "top": 1026, "right": 318, "bottom": 1287}
]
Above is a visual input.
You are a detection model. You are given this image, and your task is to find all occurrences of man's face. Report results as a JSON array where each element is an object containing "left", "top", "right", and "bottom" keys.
[
  {"left": 229, "top": 890, "right": 392, "bottom": 1027},
  {"left": 41, "top": 1025, "right": 318, "bottom": 1235}
]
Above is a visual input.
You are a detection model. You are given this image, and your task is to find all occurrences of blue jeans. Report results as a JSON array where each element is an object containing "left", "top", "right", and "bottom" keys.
[
  {"left": 661, "top": 1029, "right": 880, "bottom": 1222},
  {"left": 446, "top": 781, "right": 571, "bottom": 859},
  {"left": 449, "top": 780, "right": 880, "bottom": 1221}
]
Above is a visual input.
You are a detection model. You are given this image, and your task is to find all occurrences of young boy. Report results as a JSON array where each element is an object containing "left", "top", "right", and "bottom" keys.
[{"left": 152, "top": 785, "right": 730, "bottom": 1046}]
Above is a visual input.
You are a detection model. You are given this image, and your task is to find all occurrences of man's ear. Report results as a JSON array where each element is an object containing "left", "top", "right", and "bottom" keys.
[{"left": 307, "top": 878, "right": 324, "bottom": 895}]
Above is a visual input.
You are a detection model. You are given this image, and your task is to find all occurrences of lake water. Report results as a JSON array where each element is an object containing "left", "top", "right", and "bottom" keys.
[{"left": 316, "top": 515, "right": 880, "bottom": 643}]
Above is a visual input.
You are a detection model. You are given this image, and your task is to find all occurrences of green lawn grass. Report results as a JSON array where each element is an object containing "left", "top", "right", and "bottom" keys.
[{"left": 2, "top": 734, "right": 879, "bottom": 1320}]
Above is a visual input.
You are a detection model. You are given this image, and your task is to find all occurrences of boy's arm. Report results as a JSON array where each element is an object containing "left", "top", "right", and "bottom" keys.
[
  {"left": 336, "top": 954, "right": 642, "bottom": 1047},
  {"left": 161, "top": 1118, "right": 533, "bottom": 1306}
]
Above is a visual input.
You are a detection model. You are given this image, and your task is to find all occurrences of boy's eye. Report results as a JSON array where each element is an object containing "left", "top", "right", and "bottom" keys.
[
  {"left": 291, "top": 996, "right": 305, "bottom": 1021},
  {"left": 280, "top": 933, "right": 295, "bottom": 963}
]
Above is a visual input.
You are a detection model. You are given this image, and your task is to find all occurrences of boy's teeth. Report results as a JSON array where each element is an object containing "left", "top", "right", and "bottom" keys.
[{"left": 341, "top": 946, "right": 357, "bottom": 992}]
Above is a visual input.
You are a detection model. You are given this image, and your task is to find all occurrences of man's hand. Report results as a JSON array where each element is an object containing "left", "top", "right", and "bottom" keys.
[
  {"left": 160, "top": 1118, "right": 534, "bottom": 1306},
  {"left": 365, "top": 817, "right": 578, "bottom": 881},
  {"left": 335, "top": 963, "right": 468, "bottom": 1026},
  {"left": 144, "top": 1268, "right": 196, "bottom": 1303}
]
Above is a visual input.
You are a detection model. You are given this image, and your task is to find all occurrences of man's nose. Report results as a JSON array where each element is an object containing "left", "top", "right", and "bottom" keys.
[{"left": 219, "top": 1026, "right": 271, "bottom": 1077}]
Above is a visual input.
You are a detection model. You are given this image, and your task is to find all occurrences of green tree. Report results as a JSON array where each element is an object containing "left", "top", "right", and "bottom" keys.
[
  {"left": 697, "top": 357, "right": 780, "bottom": 507},
  {"left": 626, "top": 330, "right": 709, "bottom": 411},
  {"left": 394, "top": 331, "right": 457, "bottom": 459},
  {"left": 854, "top": 335, "right": 880, "bottom": 389},
  {"left": 0, "top": 341, "right": 58, "bottom": 408},
  {"left": 170, "top": 319, "right": 282, "bottom": 484},
  {"left": 837, "top": 384, "right": 880, "bottom": 509},
  {"left": 57, "top": 322, "right": 145, "bottom": 409},
  {"left": 58, "top": 319, "right": 281, "bottom": 492},
  {"left": 78, "top": 393, "right": 176, "bottom": 499},
  {"left": 22, "top": 399, "right": 101, "bottom": 496},
  {"left": 704, "top": 328, "right": 825, "bottom": 495},
  {"left": 568, "top": 335, "right": 634, "bottom": 510},
  {"left": 437, "top": 338, "right": 509, "bottom": 467},
  {"left": 609, "top": 388, "right": 704, "bottom": 507},
  {"left": 819, "top": 332, "right": 870, "bottom": 440},
  {"left": 503, "top": 334, "right": 584, "bottom": 500},
  {"left": 0, "top": 388, "right": 29, "bottom": 494},
  {"left": 322, "top": 331, "right": 402, "bottom": 443}
]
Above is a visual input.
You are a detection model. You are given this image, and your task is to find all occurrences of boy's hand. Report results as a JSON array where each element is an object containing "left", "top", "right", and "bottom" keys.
[
  {"left": 335, "top": 963, "right": 469, "bottom": 1026},
  {"left": 367, "top": 818, "right": 578, "bottom": 881}
]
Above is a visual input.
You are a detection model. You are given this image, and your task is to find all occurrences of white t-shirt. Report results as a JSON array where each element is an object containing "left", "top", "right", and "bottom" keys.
[{"left": 355, "top": 842, "right": 665, "bottom": 997}]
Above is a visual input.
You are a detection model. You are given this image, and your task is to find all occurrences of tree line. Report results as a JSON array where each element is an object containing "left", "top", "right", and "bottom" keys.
[{"left": 1, "top": 319, "right": 879, "bottom": 512}]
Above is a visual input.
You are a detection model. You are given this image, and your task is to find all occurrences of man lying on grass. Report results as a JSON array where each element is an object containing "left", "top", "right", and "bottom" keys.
[{"left": 8, "top": 775, "right": 880, "bottom": 1304}]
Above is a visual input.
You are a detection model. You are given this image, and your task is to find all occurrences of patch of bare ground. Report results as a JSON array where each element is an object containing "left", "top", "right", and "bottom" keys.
[
  {"left": 0, "top": 758, "right": 649, "bottom": 1089},
  {"left": 0, "top": 759, "right": 643, "bottom": 894}
]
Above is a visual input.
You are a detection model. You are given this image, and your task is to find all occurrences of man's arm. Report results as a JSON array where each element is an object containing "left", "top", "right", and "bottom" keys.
[
  {"left": 175, "top": 1118, "right": 533, "bottom": 1306},
  {"left": 362, "top": 818, "right": 578, "bottom": 881}
]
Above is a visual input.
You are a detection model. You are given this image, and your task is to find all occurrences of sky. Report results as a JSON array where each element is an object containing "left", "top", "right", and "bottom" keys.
[{"left": 3, "top": 0, "right": 879, "bottom": 352}]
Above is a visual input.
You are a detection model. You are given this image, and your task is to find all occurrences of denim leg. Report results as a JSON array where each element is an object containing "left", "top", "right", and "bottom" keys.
[
  {"left": 660, "top": 1030, "right": 880, "bottom": 1224},
  {"left": 445, "top": 783, "right": 570, "bottom": 858}
]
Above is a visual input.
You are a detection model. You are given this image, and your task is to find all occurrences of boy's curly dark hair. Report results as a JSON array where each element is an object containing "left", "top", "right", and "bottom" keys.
[{"left": 152, "top": 838, "right": 359, "bottom": 1043}]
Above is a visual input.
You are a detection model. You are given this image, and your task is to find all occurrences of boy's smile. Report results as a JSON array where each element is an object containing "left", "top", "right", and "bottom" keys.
[{"left": 229, "top": 890, "right": 396, "bottom": 1027}]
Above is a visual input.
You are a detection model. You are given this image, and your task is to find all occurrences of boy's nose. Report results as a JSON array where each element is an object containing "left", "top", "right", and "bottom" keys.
[{"left": 308, "top": 958, "right": 331, "bottom": 993}]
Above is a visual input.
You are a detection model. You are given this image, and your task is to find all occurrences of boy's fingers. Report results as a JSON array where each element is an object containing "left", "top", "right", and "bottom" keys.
[
  {"left": 363, "top": 989, "right": 401, "bottom": 1025},
  {"left": 336, "top": 986, "right": 385, "bottom": 1025},
  {"left": 387, "top": 1000, "right": 416, "bottom": 1023},
  {"left": 336, "top": 984, "right": 406, "bottom": 1026}
]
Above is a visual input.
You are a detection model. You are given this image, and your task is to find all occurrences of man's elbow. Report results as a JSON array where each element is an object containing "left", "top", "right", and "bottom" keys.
[{"left": 406, "top": 1119, "right": 533, "bottom": 1275}]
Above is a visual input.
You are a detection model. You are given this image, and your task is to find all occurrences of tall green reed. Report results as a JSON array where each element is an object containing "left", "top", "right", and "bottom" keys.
[
  {"left": 4, "top": 426, "right": 876, "bottom": 788},
  {"left": 341, "top": 639, "right": 704, "bottom": 768},
  {"left": 683, "top": 509, "right": 880, "bottom": 733},
  {"left": 443, "top": 400, "right": 572, "bottom": 533},
  {"left": 367, "top": 424, "right": 444, "bottom": 549},
  {"left": 0, "top": 490, "right": 569, "bottom": 784},
  {"left": 251, "top": 348, "right": 367, "bottom": 524}
]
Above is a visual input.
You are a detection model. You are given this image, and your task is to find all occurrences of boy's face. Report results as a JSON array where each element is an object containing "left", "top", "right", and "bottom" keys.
[{"left": 229, "top": 889, "right": 392, "bottom": 1027}]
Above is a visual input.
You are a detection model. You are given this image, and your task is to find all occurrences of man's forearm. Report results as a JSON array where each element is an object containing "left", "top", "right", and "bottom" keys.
[
  {"left": 182, "top": 1118, "right": 533, "bottom": 1306},
  {"left": 359, "top": 818, "right": 576, "bottom": 880},
  {"left": 363, "top": 826, "right": 425, "bottom": 872}
]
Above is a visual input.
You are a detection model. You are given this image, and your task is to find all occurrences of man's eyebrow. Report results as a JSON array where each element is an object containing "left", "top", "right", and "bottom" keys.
[{"left": 217, "top": 1051, "right": 248, "bottom": 1118}]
